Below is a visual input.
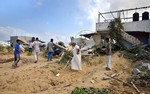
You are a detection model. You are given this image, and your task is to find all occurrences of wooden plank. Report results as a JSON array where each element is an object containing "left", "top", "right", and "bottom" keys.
[
  {"left": 131, "top": 81, "right": 141, "bottom": 94},
  {"left": 104, "top": 73, "right": 131, "bottom": 87}
]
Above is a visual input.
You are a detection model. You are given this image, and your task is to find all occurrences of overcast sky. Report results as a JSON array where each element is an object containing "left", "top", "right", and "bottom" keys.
[{"left": 0, "top": 0, "right": 150, "bottom": 43}]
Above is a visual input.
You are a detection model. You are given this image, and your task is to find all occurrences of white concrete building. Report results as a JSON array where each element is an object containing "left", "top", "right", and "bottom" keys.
[
  {"left": 10, "top": 36, "right": 32, "bottom": 47},
  {"left": 96, "top": 20, "right": 150, "bottom": 48}
]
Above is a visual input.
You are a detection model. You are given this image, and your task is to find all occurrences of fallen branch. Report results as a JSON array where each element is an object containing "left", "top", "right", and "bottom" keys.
[
  {"left": 63, "top": 83, "right": 72, "bottom": 87},
  {"left": 105, "top": 73, "right": 145, "bottom": 94},
  {"left": 131, "top": 81, "right": 141, "bottom": 94},
  {"left": 104, "top": 73, "right": 131, "bottom": 87}
]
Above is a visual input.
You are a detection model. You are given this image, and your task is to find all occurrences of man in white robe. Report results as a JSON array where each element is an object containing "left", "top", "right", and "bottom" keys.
[{"left": 70, "top": 42, "right": 82, "bottom": 71}]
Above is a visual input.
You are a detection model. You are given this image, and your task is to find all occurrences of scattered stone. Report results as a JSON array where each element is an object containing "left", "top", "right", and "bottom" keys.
[
  {"left": 142, "top": 63, "right": 150, "bottom": 67},
  {"left": 148, "top": 64, "right": 150, "bottom": 71},
  {"left": 56, "top": 73, "right": 60, "bottom": 77},
  {"left": 103, "top": 73, "right": 117, "bottom": 80},
  {"left": 103, "top": 76, "right": 111, "bottom": 80},
  {"left": 90, "top": 80, "right": 95, "bottom": 83},
  {"left": 132, "top": 68, "right": 141, "bottom": 75}
]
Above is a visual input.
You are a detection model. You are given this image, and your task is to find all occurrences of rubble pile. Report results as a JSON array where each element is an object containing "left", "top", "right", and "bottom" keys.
[
  {"left": 124, "top": 45, "right": 150, "bottom": 62},
  {"left": 128, "top": 62, "right": 150, "bottom": 88},
  {"left": 92, "top": 46, "right": 105, "bottom": 56}
]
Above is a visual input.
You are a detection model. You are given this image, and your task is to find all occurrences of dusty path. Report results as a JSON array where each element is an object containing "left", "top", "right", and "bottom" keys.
[{"left": 0, "top": 52, "right": 135, "bottom": 94}]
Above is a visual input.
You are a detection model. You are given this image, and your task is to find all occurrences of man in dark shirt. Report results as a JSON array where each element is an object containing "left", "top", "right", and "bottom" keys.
[
  {"left": 47, "top": 39, "right": 54, "bottom": 61},
  {"left": 105, "top": 38, "right": 112, "bottom": 70}
]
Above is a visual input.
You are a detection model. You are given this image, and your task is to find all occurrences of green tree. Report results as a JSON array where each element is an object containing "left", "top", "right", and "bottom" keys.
[
  {"left": 58, "top": 41, "right": 65, "bottom": 47},
  {"left": 108, "top": 18, "right": 125, "bottom": 49}
]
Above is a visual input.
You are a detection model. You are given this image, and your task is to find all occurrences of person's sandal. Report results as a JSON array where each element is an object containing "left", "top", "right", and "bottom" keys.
[
  {"left": 34, "top": 61, "right": 37, "bottom": 63},
  {"left": 12, "top": 65, "right": 17, "bottom": 69},
  {"left": 106, "top": 67, "right": 111, "bottom": 70}
]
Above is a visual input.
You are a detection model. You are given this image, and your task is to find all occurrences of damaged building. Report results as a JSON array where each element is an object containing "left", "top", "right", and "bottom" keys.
[{"left": 76, "top": 6, "right": 150, "bottom": 49}]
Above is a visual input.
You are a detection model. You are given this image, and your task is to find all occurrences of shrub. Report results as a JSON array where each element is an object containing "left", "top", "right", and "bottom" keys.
[
  {"left": 25, "top": 46, "right": 28, "bottom": 52},
  {"left": 6, "top": 46, "right": 12, "bottom": 52},
  {"left": 71, "top": 87, "right": 111, "bottom": 94},
  {"left": 0, "top": 45, "right": 4, "bottom": 52}
]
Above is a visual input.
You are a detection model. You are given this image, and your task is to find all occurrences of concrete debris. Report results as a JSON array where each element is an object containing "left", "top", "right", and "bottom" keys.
[
  {"left": 123, "top": 65, "right": 128, "bottom": 70},
  {"left": 103, "top": 73, "right": 117, "bottom": 80},
  {"left": 111, "top": 73, "right": 117, "bottom": 77},
  {"left": 148, "top": 64, "right": 150, "bottom": 71},
  {"left": 142, "top": 63, "right": 150, "bottom": 67},
  {"left": 123, "top": 45, "right": 150, "bottom": 62},
  {"left": 71, "top": 37, "right": 95, "bottom": 55},
  {"left": 90, "top": 80, "right": 95, "bottom": 83},
  {"left": 134, "top": 62, "right": 150, "bottom": 73},
  {"left": 56, "top": 73, "right": 60, "bottom": 77},
  {"left": 129, "top": 62, "right": 150, "bottom": 89},
  {"left": 132, "top": 68, "right": 141, "bottom": 75},
  {"left": 102, "top": 76, "right": 111, "bottom": 80}
]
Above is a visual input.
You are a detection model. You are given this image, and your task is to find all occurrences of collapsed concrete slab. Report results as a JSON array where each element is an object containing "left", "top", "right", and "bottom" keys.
[{"left": 71, "top": 36, "right": 95, "bottom": 55}]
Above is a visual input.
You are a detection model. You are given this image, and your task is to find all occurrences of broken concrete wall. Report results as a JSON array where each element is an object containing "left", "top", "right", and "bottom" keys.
[
  {"left": 71, "top": 37, "right": 95, "bottom": 49},
  {"left": 92, "top": 34, "right": 101, "bottom": 46},
  {"left": 81, "top": 37, "right": 95, "bottom": 50},
  {"left": 71, "top": 37, "right": 95, "bottom": 55},
  {"left": 71, "top": 37, "right": 87, "bottom": 48}
]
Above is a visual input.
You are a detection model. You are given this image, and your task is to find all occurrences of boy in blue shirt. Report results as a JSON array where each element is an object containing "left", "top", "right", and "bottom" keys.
[{"left": 12, "top": 39, "right": 23, "bottom": 68}]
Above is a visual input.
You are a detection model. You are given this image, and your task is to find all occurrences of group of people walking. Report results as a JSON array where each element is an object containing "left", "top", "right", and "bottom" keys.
[
  {"left": 12, "top": 37, "right": 112, "bottom": 71},
  {"left": 12, "top": 37, "right": 54, "bottom": 68}
]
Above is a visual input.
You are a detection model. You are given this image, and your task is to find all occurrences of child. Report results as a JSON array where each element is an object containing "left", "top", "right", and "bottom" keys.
[{"left": 12, "top": 39, "right": 23, "bottom": 68}]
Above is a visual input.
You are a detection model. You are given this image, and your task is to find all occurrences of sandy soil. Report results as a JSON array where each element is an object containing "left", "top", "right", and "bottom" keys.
[{"left": 0, "top": 52, "right": 149, "bottom": 94}]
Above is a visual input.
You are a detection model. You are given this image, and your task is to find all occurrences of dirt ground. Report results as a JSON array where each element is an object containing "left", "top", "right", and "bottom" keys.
[{"left": 0, "top": 51, "right": 149, "bottom": 94}]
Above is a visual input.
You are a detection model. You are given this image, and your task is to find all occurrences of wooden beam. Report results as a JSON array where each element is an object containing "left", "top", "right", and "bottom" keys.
[
  {"left": 104, "top": 73, "right": 131, "bottom": 87},
  {"left": 53, "top": 43, "right": 66, "bottom": 51},
  {"left": 131, "top": 81, "right": 141, "bottom": 94}
]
